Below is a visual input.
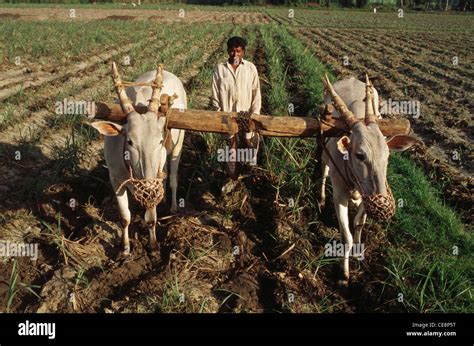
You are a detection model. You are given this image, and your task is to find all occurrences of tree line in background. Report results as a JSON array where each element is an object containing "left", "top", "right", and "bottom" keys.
[
  {"left": 193, "top": 0, "right": 472, "bottom": 11},
  {"left": 1, "top": 0, "right": 472, "bottom": 11}
]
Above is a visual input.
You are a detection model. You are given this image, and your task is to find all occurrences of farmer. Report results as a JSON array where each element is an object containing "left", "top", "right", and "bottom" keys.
[{"left": 211, "top": 36, "right": 262, "bottom": 179}]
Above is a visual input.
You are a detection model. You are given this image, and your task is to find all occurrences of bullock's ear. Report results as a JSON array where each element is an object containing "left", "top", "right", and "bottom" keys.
[
  {"left": 337, "top": 136, "right": 351, "bottom": 155},
  {"left": 90, "top": 121, "right": 123, "bottom": 136},
  {"left": 386, "top": 135, "right": 420, "bottom": 152}
]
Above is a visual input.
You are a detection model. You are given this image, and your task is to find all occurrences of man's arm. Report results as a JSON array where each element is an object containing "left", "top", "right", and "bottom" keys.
[
  {"left": 211, "top": 67, "right": 222, "bottom": 111},
  {"left": 249, "top": 65, "right": 261, "bottom": 115}
]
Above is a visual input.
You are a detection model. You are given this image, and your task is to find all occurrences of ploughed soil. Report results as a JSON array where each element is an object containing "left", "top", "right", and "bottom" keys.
[
  {"left": 0, "top": 128, "right": 402, "bottom": 313},
  {"left": 0, "top": 8, "right": 271, "bottom": 24}
]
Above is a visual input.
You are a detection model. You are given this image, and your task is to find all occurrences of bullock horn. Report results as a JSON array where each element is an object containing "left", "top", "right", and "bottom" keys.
[
  {"left": 321, "top": 74, "right": 359, "bottom": 128},
  {"left": 365, "top": 74, "right": 377, "bottom": 124},
  {"left": 111, "top": 62, "right": 135, "bottom": 115},
  {"left": 149, "top": 64, "right": 164, "bottom": 114}
]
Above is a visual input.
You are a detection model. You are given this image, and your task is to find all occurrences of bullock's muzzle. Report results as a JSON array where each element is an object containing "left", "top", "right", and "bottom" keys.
[
  {"left": 362, "top": 182, "right": 396, "bottom": 223},
  {"left": 117, "top": 171, "right": 167, "bottom": 209}
]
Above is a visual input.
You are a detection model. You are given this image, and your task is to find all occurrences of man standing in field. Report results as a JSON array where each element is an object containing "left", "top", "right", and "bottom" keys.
[{"left": 211, "top": 36, "right": 262, "bottom": 179}]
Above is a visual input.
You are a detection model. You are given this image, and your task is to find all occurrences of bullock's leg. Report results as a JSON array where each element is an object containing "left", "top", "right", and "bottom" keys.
[
  {"left": 144, "top": 207, "right": 159, "bottom": 252},
  {"left": 353, "top": 199, "right": 367, "bottom": 244},
  {"left": 353, "top": 199, "right": 367, "bottom": 260},
  {"left": 162, "top": 162, "right": 168, "bottom": 204},
  {"left": 169, "top": 130, "right": 184, "bottom": 214},
  {"left": 169, "top": 153, "right": 181, "bottom": 214},
  {"left": 111, "top": 176, "right": 131, "bottom": 256},
  {"left": 334, "top": 193, "right": 352, "bottom": 287},
  {"left": 318, "top": 164, "right": 330, "bottom": 209}
]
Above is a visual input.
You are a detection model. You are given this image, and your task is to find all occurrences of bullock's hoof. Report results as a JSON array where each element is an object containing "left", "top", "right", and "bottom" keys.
[
  {"left": 221, "top": 179, "right": 238, "bottom": 194},
  {"left": 337, "top": 279, "right": 349, "bottom": 288},
  {"left": 149, "top": 243, "right": 161, "bottom": 262},
  {"left": 150, "top": 241, "right": 160, "bottom": 253},
  {"left": 150, "top": 250, "right": 161, "bottom": 259},
  {"left": 353, "top": 252, "right": 364, "bottom": 261},
  {"left": 116, "top": 247, "right": 131, "bottom": 263},
  {"left": 225, "top": 161, "right": 238, "bottom": 180},
  {"left": 317, "top": 200, "right": 326, "bottom": 211}
]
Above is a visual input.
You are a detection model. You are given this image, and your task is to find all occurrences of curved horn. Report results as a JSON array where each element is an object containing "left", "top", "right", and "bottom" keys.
[
  {"left": 149, "top": 64, "right": 164, "bottom": 114},
  {"left": 365, "top": 74, "right": 377, "bottom": 125},
  {"left": 111, "top": 62, "right": 135, "bottom": 115},
  {"left": 321, "top": 74, "right": 359, "bottom": 128}
]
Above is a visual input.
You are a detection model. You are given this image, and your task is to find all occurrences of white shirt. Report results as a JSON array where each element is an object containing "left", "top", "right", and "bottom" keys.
[{"left": 211, "top": 58, "right": 261, "bottom": 115}]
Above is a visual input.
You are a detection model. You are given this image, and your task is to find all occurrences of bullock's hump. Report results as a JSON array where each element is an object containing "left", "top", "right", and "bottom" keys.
[
  {"left": 332, "top": 76, "right": 365, "bottom": 99},
  {"left": 126, "top": 69, "right": 187, "bottom": 109},
  {"left": 324, "top": 76, "right": 366, "bottom": 119}
]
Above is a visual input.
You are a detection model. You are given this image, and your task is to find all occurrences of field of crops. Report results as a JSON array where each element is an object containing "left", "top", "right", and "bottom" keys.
[{"left": 0, "top": 5, "right": 472, "bottom": 314}]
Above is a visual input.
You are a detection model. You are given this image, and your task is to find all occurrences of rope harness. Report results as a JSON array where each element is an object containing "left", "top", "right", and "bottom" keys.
[{"left": 159, "top": 93, "right": 177, "bottom": 153}]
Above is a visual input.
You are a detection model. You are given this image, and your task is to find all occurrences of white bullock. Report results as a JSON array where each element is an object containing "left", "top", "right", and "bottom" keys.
[{"left": 92, "top": 63, "right": 186, "bottom": 255}]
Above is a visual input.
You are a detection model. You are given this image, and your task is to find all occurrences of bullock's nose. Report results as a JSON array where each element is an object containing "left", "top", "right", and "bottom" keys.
[
  {"left": 359, "top": 178, "right": 376, "bottom": 197},
  {"left": 373, "top": 175, "right": 388, "bottom": 196}
]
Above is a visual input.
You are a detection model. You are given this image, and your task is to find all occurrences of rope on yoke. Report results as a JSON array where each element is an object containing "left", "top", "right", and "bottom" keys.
[
  {"left": 236, "top": 111, "right": 252, "bottom": 134},
  {"left": 159, "top": 93, "right": 178, "bottom": 151},
  {"left": 237, "top": 111, "right": 260, "bottom": 165}
]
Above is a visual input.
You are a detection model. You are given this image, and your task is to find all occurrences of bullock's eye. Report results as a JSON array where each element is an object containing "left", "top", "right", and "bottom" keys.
[
  {"left": 127, "top": 139, "right": 133, "bottom": 146},
  {"left": 355, "top": 153, "right": 365, "bottom": 161}
]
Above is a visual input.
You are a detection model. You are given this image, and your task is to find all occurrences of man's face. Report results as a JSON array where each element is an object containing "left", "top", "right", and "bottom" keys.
[{"left": 228, "top": 46, "right": 245, "bottom": 65}]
